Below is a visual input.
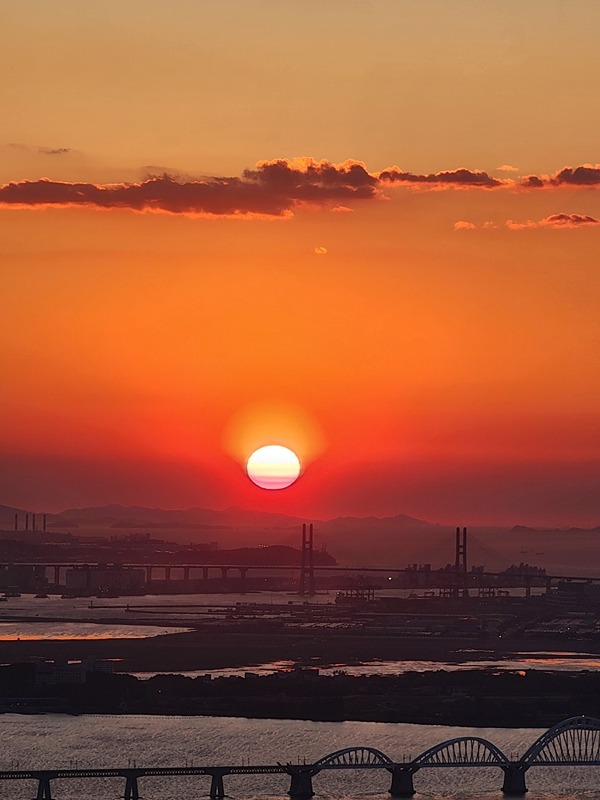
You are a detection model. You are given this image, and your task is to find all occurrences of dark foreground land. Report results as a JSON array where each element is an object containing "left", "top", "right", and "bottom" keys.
[
  {"left": 0, "top": 627, "right": 597, "bottom": 672},
  {"left": 1, "top": 662, "right": 599, "bottom": 728}
]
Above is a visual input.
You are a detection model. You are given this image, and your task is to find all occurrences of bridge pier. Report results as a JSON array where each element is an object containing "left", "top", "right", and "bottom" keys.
[
  {"left": 388, "top": 766, "right": 416, "bottom": 797},
  {"left": 502, "top": 763, "right": 528, "bottom": 795},
  {"left": 287, "top": 767, "right": 316, "bottom": 799},
  {"left": 36, "top": 776, "right": 52, "bottom": 800},
  {"left": 123, "top": 774, "right": 139, "bottom": 800},
  {"left": 209, "top": 771, "right": 226, "bottom": 799}
]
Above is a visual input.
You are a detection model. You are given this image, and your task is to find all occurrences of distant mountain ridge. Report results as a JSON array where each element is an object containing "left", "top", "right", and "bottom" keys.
[
  {"left": 45, "top": 504, "right": 433, "bottom": 532},
  {"left": 512, "top": 524, "right": 600, "bottom": 534},
  {"left": 0, "top": 504, "right": 27, "bottom": 527},
  {"left": 49, "top": 504, "right": 307, "bottom": 529},
  {"left": 318, "top": 513, "right": 434, "bottom": 532},
  {"left": 2, "top": 502, "right": 599, "bottom": 573}
]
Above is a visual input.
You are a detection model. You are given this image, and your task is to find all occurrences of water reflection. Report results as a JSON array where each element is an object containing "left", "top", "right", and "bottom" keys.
[
  {"left": 0, "top": 715, "right": 597, "bottom": 799},
  {"left": 0, "top": 622, "right": 191, "bottom": 640},
  {"left": 131, "top": 651, "right": 600, "bottom": 680}
]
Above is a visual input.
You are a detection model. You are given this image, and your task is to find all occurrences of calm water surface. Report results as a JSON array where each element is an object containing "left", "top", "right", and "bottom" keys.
[
  {"left": 132, "top": 653, "right": 600, "bottom": 680},
  {"left": 0, "top": 714, "right": 598, "bottom": 799},
  {"left": 0, "top": 622, "right": 191, "bottom": 640}
]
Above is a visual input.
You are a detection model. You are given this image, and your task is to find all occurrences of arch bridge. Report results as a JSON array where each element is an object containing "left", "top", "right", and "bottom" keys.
[{"left": 0, "top": 717, "right": 599, "bottom": 799}]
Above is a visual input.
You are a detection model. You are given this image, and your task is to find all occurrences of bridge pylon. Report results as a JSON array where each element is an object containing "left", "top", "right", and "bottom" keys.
[
  {"left": 388, "top": 766, "right": 416, "bottom": 797},
  {"left": 209, "top": 771, "right": 226, "bottom": 799},
  {"left": 124, "top": 774, "right": 139, "bottom": 800},
  {"left": 501, "top": 763, "right": 528, "bottom": 795},
  {"left": 286, "top": 766, "right": 318, "bottom": 799},
  {"left": 454, "top": 526, "right": 468, "bottom": 598},
  {"left": 36, "top": 776, "right": 53, "bottom": 800},
  {"left": 299, "top": 523, "right": 315, "bottom": 596}
]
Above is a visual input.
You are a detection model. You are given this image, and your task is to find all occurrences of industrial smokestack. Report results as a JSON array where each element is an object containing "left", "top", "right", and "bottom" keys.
[
  {"left": 32, "top": 513, "right": 36, "bottom": 532},
  {"left": 455, "top": 526, "right": 460, "bottom": 571},
  {"left": 14, "top": 513, "right": 18, "bottom": 532},
  {"left": 43, "top": 513, "right": 47, "bottom": 533},
  {"left": 25, "top": 513, "right": 29, "bottom": 532}
]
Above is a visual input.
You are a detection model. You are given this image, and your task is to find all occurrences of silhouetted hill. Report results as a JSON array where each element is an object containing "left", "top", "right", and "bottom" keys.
[
  {"left": 48, "top": 504, "right": 433, "bottom": 531},
  {"left": 0, "top": 504, "right": 26, "bottom": 528},
  {"left": 50, "top": 504, "right": 304, "bottom": 530},
  {"left": 318, "top": 513, "right": 433, "bottom": 532},
  {"left": 43, "top": 505, "right": 441, "bottom": 564},
  {"left": 512, "top": 524, "right": 600, "bottom": 534}
]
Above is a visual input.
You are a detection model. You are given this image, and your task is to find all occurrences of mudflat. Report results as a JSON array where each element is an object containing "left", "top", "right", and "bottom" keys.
[{"left": 0, "top": 627, "right": 596, "bottom": 672}]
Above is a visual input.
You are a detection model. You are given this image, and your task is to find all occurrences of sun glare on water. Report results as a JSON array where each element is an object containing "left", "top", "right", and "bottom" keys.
[{"left": 246, "top": 445, "right": 301, "bottom": 490}]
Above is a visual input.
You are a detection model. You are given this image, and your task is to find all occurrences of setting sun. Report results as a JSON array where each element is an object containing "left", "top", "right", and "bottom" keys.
[{"left": 246, "top": 445, "right": 301, "bottom": 490}]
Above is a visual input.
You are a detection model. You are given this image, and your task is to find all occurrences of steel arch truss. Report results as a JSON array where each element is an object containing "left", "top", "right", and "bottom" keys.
[
  {"left": 415, "top": 737, "right": 509, "bottom": 767},
  {"left": 315, "top": 747, "right": 393, "bottom": 768},
  {"left": 522, "top": 716, "right": 600, "bottom": 765}
]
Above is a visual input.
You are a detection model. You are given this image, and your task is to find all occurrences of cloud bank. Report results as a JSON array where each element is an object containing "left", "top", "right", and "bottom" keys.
[
  {"left": 1, "top": 159, "right": 600, "bottom": 219},
  {"left": 506, "top": 213, "right": 600, "bottom": 229},
  {"left": 520, "top": 165, "right": 600, "bottom": 188},
  {"left": 0, "top": 160, "right": 379, "bottom": 218},
  {"left": 456, "top": 213, "right": 600, "bottom": 231}
]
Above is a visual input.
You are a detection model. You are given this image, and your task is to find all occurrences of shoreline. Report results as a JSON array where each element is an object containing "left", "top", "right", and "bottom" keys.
[
  {"left": 0, "top": 628, "right": 599, "bottom": 672},
  {"left": 0, "top": 629, "right": 597, "bottom": 670},
  {"left": 2, "top": 664, "right": 599, "bottom": 728}
]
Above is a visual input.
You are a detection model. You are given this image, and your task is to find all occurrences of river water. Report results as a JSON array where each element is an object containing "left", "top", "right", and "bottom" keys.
[
  {"left": 0, "top": 714, "right": 598, "bottom": 799},
  {"left": 1, "top": 594, "right": 599, "bottom": 797}
]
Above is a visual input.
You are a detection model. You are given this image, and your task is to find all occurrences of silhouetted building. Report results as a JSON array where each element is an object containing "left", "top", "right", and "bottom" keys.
[
  {"left": 0, "top": 564, "right": 47, "bottom": 594},
  {"left": 35, "top": 657, "right": 115, "bottom": 686}
]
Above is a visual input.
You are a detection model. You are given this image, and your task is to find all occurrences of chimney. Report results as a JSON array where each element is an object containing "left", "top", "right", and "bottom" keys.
[{"left": 25, "top": 513, "right": 29, "bottom": 532}]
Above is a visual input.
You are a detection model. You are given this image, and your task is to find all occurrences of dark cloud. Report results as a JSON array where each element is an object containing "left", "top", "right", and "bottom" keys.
[
  {"left": 244, "top": 158, "right": 377, "bottom": 191},
  {"left": 545, "top": 212, "right": 599, "bottom": 226},
  {"left": 553, "top": 165, "right": 600, "bottom": 185},
  {"left": 0, "top": 175, "right": 289, "bottom": 217},
  {"left": 520, "top": 165, "right": 600, "bottom": 188},
  {"left": 458, "top": 213, "right": 600, "bottom": 230},
  {"left": 0, "top": 159, "right": 381, "bottom": 218},
  {"left": 379, "top": 167, "right": 501, "bottom": 187},
  {"left": 7, "top": 142, "right": 73, "bottom": 156},
  {"left": 520, "top": 175, "right": 545, "bottom": 188},
  {"left": 507, "top": 213, "right": 600, "bottom": 229},
  {"left": 38, "top": 147, "right": 72, "bottom": 156},
  {"left": 3, "top": 158, "right": 600, "bottom": 219}
]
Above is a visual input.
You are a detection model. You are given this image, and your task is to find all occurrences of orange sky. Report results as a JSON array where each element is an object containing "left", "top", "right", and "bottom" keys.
[{"left": 1, "top": 2, "right": 598, "bottom": 525}]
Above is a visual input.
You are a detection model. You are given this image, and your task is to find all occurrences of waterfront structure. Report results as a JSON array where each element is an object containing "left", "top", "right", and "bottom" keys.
[
  {"left": 64, "top": 564, "right": 145, "bottom": 595},
  {"left": 0, "top": 716, "right": 598, "bottom": 799},
  {"left": 34, "top": 658, "right": 115, "bottom": 686},
  {"left": 0, "top": 564, "right": 47, "bottom": 594}
]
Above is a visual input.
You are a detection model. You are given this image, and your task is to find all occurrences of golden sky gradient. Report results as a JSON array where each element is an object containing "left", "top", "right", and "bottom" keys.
[{"left": 1, "top": 1, "right": 598, "bottom": 524}]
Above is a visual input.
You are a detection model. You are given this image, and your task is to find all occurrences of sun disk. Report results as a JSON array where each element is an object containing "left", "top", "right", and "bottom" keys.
[{"left": 246, "top": 445, "right": 301, "bottom": 490}]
